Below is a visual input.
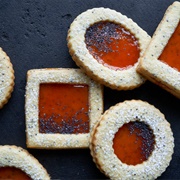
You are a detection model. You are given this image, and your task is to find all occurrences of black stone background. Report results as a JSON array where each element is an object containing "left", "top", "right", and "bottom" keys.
[{"left": 0, "top": 0, "right": 179, "bottom": 179}]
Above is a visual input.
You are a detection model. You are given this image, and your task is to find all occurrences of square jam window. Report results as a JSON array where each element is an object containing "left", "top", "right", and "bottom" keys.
[
  {"left": 39, "top": 83, "right": 89, "bottom": 134},
  {"left": 158, "top": 22, "right": 180, "bottom": 72}
]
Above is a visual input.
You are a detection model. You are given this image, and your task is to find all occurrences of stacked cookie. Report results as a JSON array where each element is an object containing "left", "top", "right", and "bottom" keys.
[{"left": 0, "top": 48, "right": 14, "bottom": 109}]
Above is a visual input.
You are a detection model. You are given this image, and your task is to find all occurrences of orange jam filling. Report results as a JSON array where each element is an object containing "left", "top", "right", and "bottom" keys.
[
  {"left": 39, "top": 83, "right": 89, "bottom": 134},
  {"left": 0, "top": 167, "right": 31, "bottom": 180},
  {"left": 85, "top": 21, "right": 140, "bottom": 70},
  {"left": 159, "top": 22, "right": 180, "bottom": 72},
  {"left": 113, "top": 121, "right": 155, "bottom": 165}
]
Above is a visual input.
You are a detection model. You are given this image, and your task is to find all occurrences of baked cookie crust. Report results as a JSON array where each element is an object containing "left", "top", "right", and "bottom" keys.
[
  {"left": 90, "top": 100, "right": 174, "bottom": 180},
  {"left": 0, "top": 48, "right": 14, "bottom": 109},
  {"left": 25, "top": 68, "right": 103, "bottom": 149},
  {"left": 0, "top": 145, "right": 50, "bottom": 180},
  {"left": 137, "top": 1, "right": 180, "bottom": 98},
  {"left": 67, "top": 8, "right": 151, "bottom": 90}
]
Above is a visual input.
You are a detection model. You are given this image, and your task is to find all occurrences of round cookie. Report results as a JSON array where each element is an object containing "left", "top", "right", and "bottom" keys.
[
  {"left": 90, "top": 100, "right": 174, "bottom": 179},
  {"left": 0, "top": 145, "right": 50, "bottom": 179},
  {"left": 67, "top": 8, "right": 151, "bottom": 90},
  {"left": 0, "top": 48, "right": 14, "bottom": 109}
]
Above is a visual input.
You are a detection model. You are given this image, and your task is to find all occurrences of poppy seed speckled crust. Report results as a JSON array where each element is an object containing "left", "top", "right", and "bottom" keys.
[
  {"left": 67, "top": 8, "right": 151, "bottom": 90},
  {"left": 25, "top": 68, "right": 103, "bottom": 149},
  {"left": 90, "top": 100, "right": 174, "bottom": 180},
  {"left": 0, "top": 48, "right": 14, "bottom": 109},
  {"left": 137, "top": 1, "right": 180, "bottom": 98},
  {"left": 0, "top": 145, "right": 50, "bottom": 180}
]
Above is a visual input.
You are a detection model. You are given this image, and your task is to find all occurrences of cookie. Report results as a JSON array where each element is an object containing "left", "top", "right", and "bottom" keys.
[
  {"left": 90, "top": 100, "right": 174, "bottom": 179},
  {"left": 67, "top": 8, "right": 151, "bottom": 90},
  {"left": 0, "top": 145, "right": 50, "bottom": 179},
  {"left": 137, "top": 1, "right": 180, "bottom": 98},
  {"left": 25, "top": 68, "right": 103, "bottom": 149},
  {"left": 0, "top": 48, "right": 14, "bottom": 109}
]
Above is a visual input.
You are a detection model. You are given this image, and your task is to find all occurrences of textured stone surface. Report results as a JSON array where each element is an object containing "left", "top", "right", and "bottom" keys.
[{"left": 0, "top": 0, "right": 179, "bottom": 179}]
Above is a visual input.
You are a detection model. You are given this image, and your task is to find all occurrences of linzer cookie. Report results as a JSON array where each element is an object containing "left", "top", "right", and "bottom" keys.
[
  {"left": 67, "top": 8, "right": 151, "bottom": 90},
  {"left": 137, "top": 1, "right": 180, "bottom": 98},
  {"left": 90, "top": 100, "right": 174, "bottom": 179},
  {"left": 0, "top": 145, "right": 50, "bottom": 179},
  {"left": 0, "top": 48, "right": 14, "bottom": 109},
  {"left": 25, "top": 68, "right": 103, "bottom": 149}
]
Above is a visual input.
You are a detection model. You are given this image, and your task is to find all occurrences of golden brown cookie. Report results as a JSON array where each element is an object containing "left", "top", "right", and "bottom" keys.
[
  {"left": 25, "top": 68, "right": 103, "bottom": 149},
  {"left": 0, "top": 145, "right": 50, "bottom": 179},
  {"left": 90, "top": 100, "right": 174, "bottom": 180},
  {"left": 137, "top": 1, "right": 180, "bottom": 98},
  {"left": 67, "top": 8, "right": 151, "bottom": 90},
  {"left": 0, "top": 48, "right": 14, "bottom": 109}
]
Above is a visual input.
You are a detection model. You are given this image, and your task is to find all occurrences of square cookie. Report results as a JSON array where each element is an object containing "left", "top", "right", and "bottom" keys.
[
  {"left": 25, "top": 68, "right": 103, "bottom": 149},
  {"left": 137, "top": 1, "right": 180, "bottom": 98}
]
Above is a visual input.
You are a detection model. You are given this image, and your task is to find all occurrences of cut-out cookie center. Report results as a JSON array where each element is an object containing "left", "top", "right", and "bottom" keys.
[
  {"left": 39, "top": 83, "right": 89, "bottom": 134},
  {"left": 159, "top": 22, "right": 180, "bottom": 72},
  {"left": 0, "top": 167, "right": 31, "bottom": 180},
  {"left": 113, "top": 121, "right": 155, "bottom": 165},
  {"left": 85, "top": 21, "right": 140, "bottom": 70}
]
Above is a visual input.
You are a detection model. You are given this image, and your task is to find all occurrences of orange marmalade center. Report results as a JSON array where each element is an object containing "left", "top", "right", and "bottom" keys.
[
  {"left": 85, "top": 21, "right": 140, "bottom": 70},
  {"left": 159, "top": 22, "right": 180, "bottom": 72},
  {"left": 113, "top": 121, "right": 155, "bottom": 165},
  {"left": 0, "top": 167, "right": 31, "bottom": 180},
  {"left": 39, "top": 83, "right": 89, "bottom": 134}
]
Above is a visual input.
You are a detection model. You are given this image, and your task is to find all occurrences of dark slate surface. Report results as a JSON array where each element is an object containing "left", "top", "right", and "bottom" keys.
[{"left": 0, "top": 0, "right": 179, "bottom": 179}]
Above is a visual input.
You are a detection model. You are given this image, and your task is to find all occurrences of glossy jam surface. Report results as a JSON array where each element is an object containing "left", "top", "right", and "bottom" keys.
[
  {"left": 159, "top": 23, "right": 180, "bottom": 72},
  {"left": 85, "top": 21, "right": 140, "bottom": 70},
  {"left": 0, "top": 167, "right": 31, "bottom": 180},
  {"left": 113, "top": 121, "right": 155, "bottom": 165},
  {"left": 39, "top": 83, "right": 89, "bottom": 134}
]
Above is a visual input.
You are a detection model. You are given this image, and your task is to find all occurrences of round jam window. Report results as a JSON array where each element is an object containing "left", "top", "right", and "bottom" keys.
[
  {"left": 85, "top": 21, "right": 140, "bottom": 70},
  {"left": 0, "top": 167, "right": 31, "bottom": 180},
  {"left": 113, "top": 121, "right": 155, "bottom": 165}
]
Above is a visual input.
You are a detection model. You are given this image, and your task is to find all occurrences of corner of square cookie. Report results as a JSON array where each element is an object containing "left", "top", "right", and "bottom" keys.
[{"left": 137, "top": 1, "right": 180, "bottom": 98}]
